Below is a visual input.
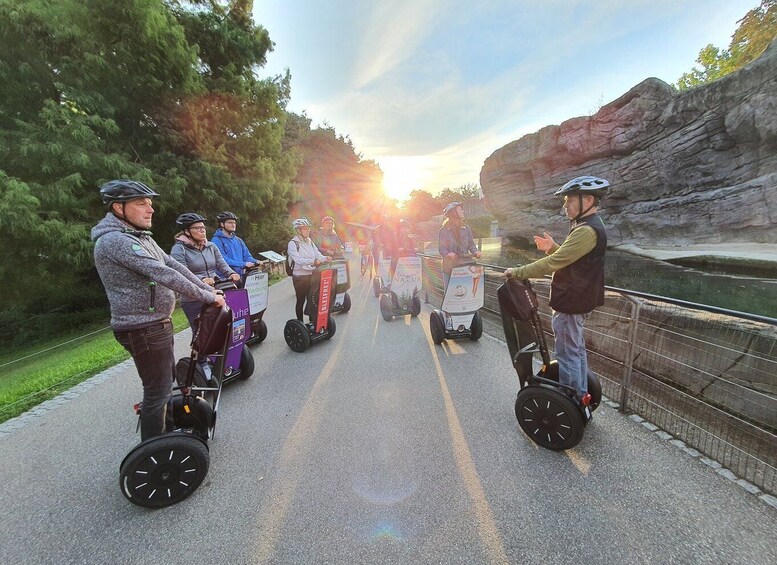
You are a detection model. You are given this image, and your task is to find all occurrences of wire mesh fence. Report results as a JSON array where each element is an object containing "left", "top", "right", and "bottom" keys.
[{"left": 420, "top": 254, "right": 777, "bottom": 496}]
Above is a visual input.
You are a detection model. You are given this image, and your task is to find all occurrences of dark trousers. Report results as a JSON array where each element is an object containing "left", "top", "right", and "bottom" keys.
[
  {"left": 114, "top": 320, "right": 176, "bottom": 441},
  {"left": 293, "top": 275, "right": 312, "bottom": 321}
]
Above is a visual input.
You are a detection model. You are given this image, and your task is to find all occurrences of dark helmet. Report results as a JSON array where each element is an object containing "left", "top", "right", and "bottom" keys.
[
  {"left": 100, "top": 179, "right": 158, "bottom": 205},
  {"left": 176, "top": 212, "right": 207, "bottom": 229},
  {"left": 216, "top": 211, "right": 238, "bottom": 223},
  {"left": 554, "top": 176, "right": 610, "bottom": 198},
  {"left": 443, "top": 201, "right": 462, "bottom": 218}
]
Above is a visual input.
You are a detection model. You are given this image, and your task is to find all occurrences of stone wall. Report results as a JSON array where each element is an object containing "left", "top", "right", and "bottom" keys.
[{"left": 480, "top": 39, "right": 777, "bottom": 247}]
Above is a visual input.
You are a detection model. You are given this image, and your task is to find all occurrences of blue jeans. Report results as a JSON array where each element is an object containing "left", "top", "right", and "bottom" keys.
[
  {"left": 551, "top": 311, "right": 589, "bottom": 395},
  {"left": 114, "top": 320, "right": 176, "bottom": 440}
]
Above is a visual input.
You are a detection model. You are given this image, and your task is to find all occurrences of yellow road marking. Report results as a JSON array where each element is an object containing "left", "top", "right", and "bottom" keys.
[{"left": 425, "top": 330, "right": 509, "bottom": 565}]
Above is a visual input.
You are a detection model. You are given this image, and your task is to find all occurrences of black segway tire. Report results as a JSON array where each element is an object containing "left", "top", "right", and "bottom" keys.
[
  {"left": 514, "top": 386, "right": 585, "bottom": 451},
  {"left": 247, "top": 318, "right": 268, "bottom": 345},
  {"left": 379, "top": 294, "right": 394, "bottom": 321},
  {"left": 469, "top": 311, "right": 483, "bottom": 341},
  {"left": 238, "top": 345, "right": 254, "bottom": 380},
  {"left": 411, "top": 295, "right": 421, "bottom": 317},
  {"left": 326, "top": 315, "right": 336, "bottom": 339},
  {"left": 284, "top": 319, "right": 311, "bottom": 352},
  {"left": 543, "top": 361, "right": 602, "bottom": 413},
  {"left": 430, "top": 311, "right": 445, "bottom": 345},
  {"left": 341, "top": 292, "right": 351, "bottom": 313},
  {"left": 120, "top": 433, "right": 209, "bottom": 508},
  {"left": 372, "top": 276, "right": 382, "bottom": 297}
]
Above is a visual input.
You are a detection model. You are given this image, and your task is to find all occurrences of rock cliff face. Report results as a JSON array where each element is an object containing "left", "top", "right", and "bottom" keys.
[{"left": 480, "top": 39, "right": 777, "bottom": 247}]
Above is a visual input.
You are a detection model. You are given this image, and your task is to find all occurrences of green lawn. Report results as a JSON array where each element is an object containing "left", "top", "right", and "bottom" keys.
[
  {"left": 0, "top": 271, "right": 285, "bottom": 424},
  {"left": 0, "top": 309, "right": 190, "bottom": 423}
]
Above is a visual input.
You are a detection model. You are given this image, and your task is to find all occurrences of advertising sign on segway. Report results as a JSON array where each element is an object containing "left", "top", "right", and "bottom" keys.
[
  {"left": 243, "top": 264, "right": 269, "bottom": 345},
  {"left": 430, "top": 259, "right": 484, "bottom": 344},
  {"left": 379, "top": 255, "right": 423, "bottom": 321},
  {"left": 329, "top": 258, "right": 352, "bottom": 313}
]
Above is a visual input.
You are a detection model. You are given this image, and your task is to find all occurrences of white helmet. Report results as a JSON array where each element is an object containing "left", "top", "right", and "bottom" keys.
[
  {"left": 292, "top": 218, "right": 312, "bottom": 230},
  {"left": 554, "top": 176, "right": 609, "bottom": 197}
]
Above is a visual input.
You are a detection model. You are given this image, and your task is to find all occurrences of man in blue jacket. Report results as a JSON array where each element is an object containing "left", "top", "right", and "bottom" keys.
[{"left": 211, "top": 211, "right": 258, "bottom": 277}]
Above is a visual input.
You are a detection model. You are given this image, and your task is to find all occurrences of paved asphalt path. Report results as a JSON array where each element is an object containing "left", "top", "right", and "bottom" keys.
[{"left": 1, "top": 262, "right": 775, "bottom": 564}]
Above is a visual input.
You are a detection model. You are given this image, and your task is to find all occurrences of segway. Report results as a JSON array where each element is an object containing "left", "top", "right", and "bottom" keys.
[
  {"left": 379, "top": 255, "right": 423, "bottom": 321},
  {"left": 283, "top": 264, "right": 338, "bottom": 352},
  {"left": 372, "top": 254, "right": 391, "bottom": 297},
  {"left": 498, "top": 277, "right": 602, "bottom": 450},
  {"left": 329, "top": 257, "right": 352, "bottom": 314},
  {"left": 119, "top": 302, "right": 233, "bottom": 508},
  {"left": 429, "top": 257, "right": 484, "bottom": 344},
  {"left": 242, "top": 263, "right": 269, "bottom": 345},
  {"left": 175, "top": 279, "right": 255, "bottom": 391}
]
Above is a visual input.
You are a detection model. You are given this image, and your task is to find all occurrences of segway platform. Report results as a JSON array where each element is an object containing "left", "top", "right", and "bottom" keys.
[
  {"left": 284, "top": 265, "right": 338, "bottom": 352},
  {"left": 498, "top": 277, "right": 601, "bottom": 451},
  {"left": 120, "top": 301, "right": 233, "bottom": 508},
  {"left": 430, "top": 260, "right": 484, "bottom": 344}
]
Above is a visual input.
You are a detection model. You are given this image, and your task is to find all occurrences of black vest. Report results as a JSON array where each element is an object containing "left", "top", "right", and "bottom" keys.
[{"left": 549, "top": 213, "right": 607, "bottom": 314}]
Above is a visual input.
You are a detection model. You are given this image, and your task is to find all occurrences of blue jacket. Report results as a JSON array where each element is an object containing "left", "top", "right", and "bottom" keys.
[{"left": 211, "top": 228, "right": 258, "bottom": 275}]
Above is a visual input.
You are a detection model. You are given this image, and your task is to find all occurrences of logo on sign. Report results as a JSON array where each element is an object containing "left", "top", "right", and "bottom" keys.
[{"left": 316, "top": 270, "right": 333, "bottom": 332}]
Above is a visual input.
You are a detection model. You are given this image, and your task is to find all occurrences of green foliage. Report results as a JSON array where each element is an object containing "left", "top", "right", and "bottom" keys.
[
  {"left": 403, "top": 184, "right": 484, "bottom": 224},
  {"left": 677, "top": 0, "right": 777, "bottom": 90},
  {"left": 285, "top": 114, "right": 384, "bottom": 231},
  {"left": 0, "top": 0, "right": 299, "bottom": 342}
]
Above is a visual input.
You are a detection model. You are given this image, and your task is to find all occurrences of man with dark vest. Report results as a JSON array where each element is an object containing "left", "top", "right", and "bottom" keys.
[{"left": 503, "top": 176, "right": 610, "bottom": 399}]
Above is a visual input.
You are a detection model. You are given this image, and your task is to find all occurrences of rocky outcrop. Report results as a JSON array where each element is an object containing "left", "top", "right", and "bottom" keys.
[{"left": 480, "top": 39, "right": 777, "bottom": 247}]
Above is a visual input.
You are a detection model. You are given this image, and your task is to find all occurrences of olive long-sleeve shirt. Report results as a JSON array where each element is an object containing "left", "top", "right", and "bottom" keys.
[{"left": 510, "top": 225, "right": 597, "bottom": 280}]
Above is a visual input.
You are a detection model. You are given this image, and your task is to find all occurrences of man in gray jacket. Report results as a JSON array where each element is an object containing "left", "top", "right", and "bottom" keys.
[{"left": 92, "top": 180, "right": 225, "bottom": 440}]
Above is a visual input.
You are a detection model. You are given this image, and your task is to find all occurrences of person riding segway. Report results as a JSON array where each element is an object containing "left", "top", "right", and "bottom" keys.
[
  {"left": 501, "top": 175, "right": 611, "bottom": 449},
  {"left": 430, "top": 203, "right": 484, "bottom": 344},
  {"left": 211, "top": 211, "right": 270, "bottom": 344},
  {"left": 378, "top": 219, "right": 423, "bottom": 321},
  {"left": 315, "top": 216, "right": 351, "bottom": 314}
]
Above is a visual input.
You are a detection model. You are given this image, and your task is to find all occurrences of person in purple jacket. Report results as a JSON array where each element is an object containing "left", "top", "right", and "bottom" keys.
[
  {"left": 211, "top": 211, "right": 259, "bottom": 278},
  {"left": 92, "top": 180, "right": 225, "bottom": 440}
]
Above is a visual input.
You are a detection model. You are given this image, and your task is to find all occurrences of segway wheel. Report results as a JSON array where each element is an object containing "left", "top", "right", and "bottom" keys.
[
  {"left": 237, "top": 345, "right": 254, "bottom": 380},
  {"left": 340, "top": 292, "right": 351, "bottom": 313},
  {"left": 284, "top": 319, "right": 311, "bottom": 352},
  {"left": 372, "top": 276, "right": 382, "bottom": 297},
  {"left": 379, "top": 294, "right": 394, "bottom": 321},
  {"left": 410, "top": 295, "right": 421, "bottom": 318},
  {"left": 247, "top": 318, "right": 268, "bottom": 345},
  {"left": 469, "top": 311, "right": 483, "bottom": 341},
  {"left": 119, "top": 433, "right": 209, "bottom": 508},
  {"left": 326, "top": 315, "right": 336, "bottom": 339},
  {"left": 430, "top": 311, "right": 445, "bottom": 345},
  {"left": 514, "top": 387, "right": 585, "bottom": 451}
]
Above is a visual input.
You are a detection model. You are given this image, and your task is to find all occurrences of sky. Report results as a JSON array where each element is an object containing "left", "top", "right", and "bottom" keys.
[{"left": 253, "top": 0, "right": 759, "bottom": 201}]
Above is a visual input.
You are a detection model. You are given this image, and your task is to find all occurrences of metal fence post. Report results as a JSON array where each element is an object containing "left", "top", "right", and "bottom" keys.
[{"left": 619, "top": 295, "right": 641, "bottom": 413}]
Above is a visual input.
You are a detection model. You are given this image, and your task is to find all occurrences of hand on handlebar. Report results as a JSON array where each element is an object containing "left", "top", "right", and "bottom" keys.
[
  {"left": 202, "top": 277, "right": 215, "bottom": 286},
  {"left": 212, "top": 291, "right": 226, "bottom": 307},
  {"left": 229, "top": 273, "right": 241, "bottom": 282}
]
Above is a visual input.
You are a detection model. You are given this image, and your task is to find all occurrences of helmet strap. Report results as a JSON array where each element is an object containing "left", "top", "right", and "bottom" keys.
[
  {"left": 111, "top": 202, "right": 147, "bottom": 232},
  {"left": 574, "top": 194, "right": 596, "bottom": 221}
]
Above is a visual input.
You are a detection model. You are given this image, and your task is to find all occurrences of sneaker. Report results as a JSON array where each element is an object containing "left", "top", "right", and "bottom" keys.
[{"left": 201, "top": 363, "right": 214, "bottom": 383}]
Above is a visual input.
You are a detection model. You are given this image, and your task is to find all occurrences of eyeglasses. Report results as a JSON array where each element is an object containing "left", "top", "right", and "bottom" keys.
[{"left": 189, "top": 226, "right": 206, "bottom": 232}]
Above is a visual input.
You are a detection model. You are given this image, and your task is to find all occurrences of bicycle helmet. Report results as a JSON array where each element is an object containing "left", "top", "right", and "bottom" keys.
[
  {"left": 216, "top": 211, "right": 238, "bottom": 223},
  {"left": 443, "top": 202, "right": 462, "bottom": 218},
  {"left": 292, "top": 218, "right": 312, "bottom": 230},
  {"left": 321, "top": 216, "right": 335, "bottom": 225},
  {"left": 176, "top": 212, "right": 207, "bottom": 229},
  {"left": 554, "top": 176, "right": 609, "bottom": 197},
  {"left": 100, "top": 180, "right": 159, "bottom": 204}
]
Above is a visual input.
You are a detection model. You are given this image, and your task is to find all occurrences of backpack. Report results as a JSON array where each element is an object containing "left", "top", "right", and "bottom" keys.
[{"left": 285, "top": 240, "right": 300, "bottom": 276}]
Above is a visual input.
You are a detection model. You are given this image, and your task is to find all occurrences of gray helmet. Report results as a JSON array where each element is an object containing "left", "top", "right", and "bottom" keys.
[
  {"left": 292, "top": 218, "right": 312, "bottom": 230},
  {"left": 443, "top": 201, "right": 462, "bottom": 218},
  {"left": 100, "top": 180, "right": 159, "bottom": 204},
  {"left": 216, "top": 211, "right": 238, "bottom": 223},
  {"left": 176, "top": 212, "right": 207, "bottom": 230},
  {"left": 554, "top": 176, "right": 609, "bottom": 197}
]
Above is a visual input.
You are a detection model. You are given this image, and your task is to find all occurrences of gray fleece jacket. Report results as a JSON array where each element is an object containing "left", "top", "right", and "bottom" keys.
[
  {"left": 91, "top": 213, "right": 216, "bottom": 331},
  {"left": 170, "top": 234, "right": 235, "bottom": 303}
]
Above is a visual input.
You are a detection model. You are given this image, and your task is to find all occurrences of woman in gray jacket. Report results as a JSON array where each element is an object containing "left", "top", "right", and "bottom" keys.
[{"left": 171, "top": 213, "right": 239, "bottom": 379}]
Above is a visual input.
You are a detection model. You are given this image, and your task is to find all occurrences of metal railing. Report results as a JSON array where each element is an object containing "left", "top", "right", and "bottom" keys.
[{"left": 420, "top": 253, "right": 777, "bottom": 496}]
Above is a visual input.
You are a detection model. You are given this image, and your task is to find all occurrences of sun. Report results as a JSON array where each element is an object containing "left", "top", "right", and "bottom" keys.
[{"left": 379, "top": 156, "right": 432, "bottom": 202}]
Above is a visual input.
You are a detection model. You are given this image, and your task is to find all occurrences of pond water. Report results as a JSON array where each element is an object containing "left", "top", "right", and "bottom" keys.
[{"left": 476, "top": 243, "right": 777, "bottom": 319}]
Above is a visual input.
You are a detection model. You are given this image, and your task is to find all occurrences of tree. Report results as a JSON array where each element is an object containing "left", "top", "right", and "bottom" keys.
[{"left": 677, "top": 0, "right": 777, "bottom": 90}]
